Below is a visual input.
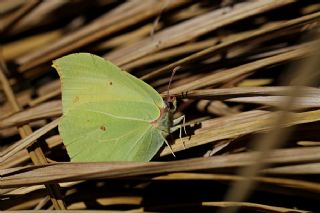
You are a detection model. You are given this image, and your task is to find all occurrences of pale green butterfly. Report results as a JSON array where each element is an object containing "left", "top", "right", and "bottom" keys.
[{"left": 53, "top": 53, "right": 182, "bottom": 162}]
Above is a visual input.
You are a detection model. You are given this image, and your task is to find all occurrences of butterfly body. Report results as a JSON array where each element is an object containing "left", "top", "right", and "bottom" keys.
[{"left": 53, "top": 53, "right": 173, "bottom": 162}]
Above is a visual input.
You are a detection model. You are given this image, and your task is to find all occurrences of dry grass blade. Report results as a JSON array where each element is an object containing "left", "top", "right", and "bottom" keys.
[
  {"left": 0, "top": 100, "right": 61, "bottom": 129},
  {"left": 1, "top": 0, "right": 41, "bottom": 32},
  {"left": 202, "top": 202, "right": 310, "bottom": 213},
  {"left": 142, "top": 11, "right": 320, "bottom": 80},
  {"left": 106, "top": 0, "right": 296, "bottom": 66},
  {"left": 174, "top": 86, "right": 320, "bottom": 100},
  {"left": 2, "top": 146, "right": 320, "bottom": 188},
  {"left": 1, "top": 118, "right": 59, "bottom": 162},
  {"left": 161, "top": 109, "right": 320, "bottom": 155},
  {"left": 263, "top": 162, "right": 320, "bottom": 175},
  {"left": 227, "top": 95, "right": 320, "bottom": 110},
  {"left": 220, "top": 28, "right": 320, "bottom": 213},
  {"left": 15, "top": 0, "right": 187, "bottom": 72},
  {"left": 154, "top": 172, "right": 320, "bottom": 193},
  {"left": 169, "top": 41, "right": 316, "bottom": 94}
]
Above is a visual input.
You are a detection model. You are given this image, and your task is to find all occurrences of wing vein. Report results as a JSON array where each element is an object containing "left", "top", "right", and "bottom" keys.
[{"left": 83, "top": 109, "right": 152, "bottom": 122}]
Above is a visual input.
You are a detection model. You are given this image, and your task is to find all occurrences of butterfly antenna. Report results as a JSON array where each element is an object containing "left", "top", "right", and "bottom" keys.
[{"left": 167, "top": 66, "right": 180, "bottom": 100}]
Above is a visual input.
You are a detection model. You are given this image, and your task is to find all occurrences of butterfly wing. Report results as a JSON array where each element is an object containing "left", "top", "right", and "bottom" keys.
[
  {"left": 53, "top": 53, "right": 165, "bottom": 114},
  {"left": 53, "top": 53, "right": 167, "bottom": 161},
  {"left": 59, "top": 106, "right": 165, "bottom": 161}
]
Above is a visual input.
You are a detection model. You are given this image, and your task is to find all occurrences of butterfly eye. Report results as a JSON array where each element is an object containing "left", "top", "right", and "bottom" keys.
[
  {"left": 166, "top": 101, "right": 174, "bottom": 109},
  {"left": 166, "top": 96, "right": 177, "bottom": 112}
]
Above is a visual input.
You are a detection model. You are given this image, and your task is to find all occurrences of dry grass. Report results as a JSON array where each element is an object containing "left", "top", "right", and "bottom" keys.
[{"left": 1, "top": 0, "right": 320, "bottom": 212}]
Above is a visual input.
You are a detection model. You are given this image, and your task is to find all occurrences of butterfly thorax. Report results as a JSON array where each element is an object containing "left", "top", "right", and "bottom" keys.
[{"left": 150, "top": 106, "right": 173, "bottom": 137}]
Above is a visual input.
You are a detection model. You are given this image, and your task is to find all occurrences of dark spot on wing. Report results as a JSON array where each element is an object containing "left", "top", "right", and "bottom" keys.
[
  {"left": 100, "top": 125, "right": 107, "bottom": 131},
  {"left": 73, "top": 96, "right": 79, "bottom": 103},
  {"left": 109, "top": 81, "right": 113, "bottom": 85}
]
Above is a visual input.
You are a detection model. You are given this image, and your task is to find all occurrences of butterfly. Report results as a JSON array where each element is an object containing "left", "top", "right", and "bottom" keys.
[{"left": 53, "top": 53, "right": 183, "bottom": 162}]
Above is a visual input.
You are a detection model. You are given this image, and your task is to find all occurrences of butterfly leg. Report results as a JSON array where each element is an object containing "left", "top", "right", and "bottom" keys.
[
  {"left": 173, "top": 114, "right": 184, "bottom": 126},
  {"left": 162, "top": 135, "right": 176, "bottom": 157},
  {"left": 177, "top": 115, "right": 187, "bottom": 136},
  {"left": 171, "top": 115, "right": 187, "bottom": 149}
]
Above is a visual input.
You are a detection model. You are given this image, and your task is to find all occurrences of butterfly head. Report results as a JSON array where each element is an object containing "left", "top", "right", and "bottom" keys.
[{"left": 165, "top": 95, "right": 177, "bottom": 112}]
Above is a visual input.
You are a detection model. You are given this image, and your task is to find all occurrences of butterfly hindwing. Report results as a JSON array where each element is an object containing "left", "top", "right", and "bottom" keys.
[{"left": 60, "top": 106, "right": 164, "bottom": 161}]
